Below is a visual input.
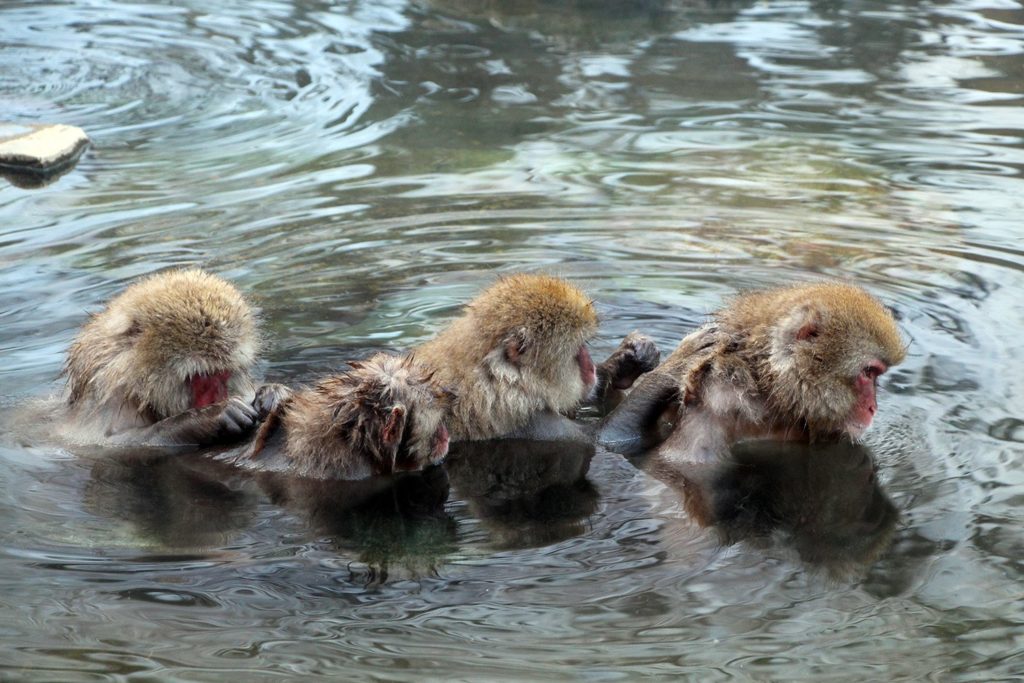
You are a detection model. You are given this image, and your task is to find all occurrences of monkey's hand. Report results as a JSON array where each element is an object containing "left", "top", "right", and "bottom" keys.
[
  {"left": 253, "top": 383, "right": 292, "bottom": 420},
  {"left": 600, "top": 331, "right": 661, "bottom": 390},
  {"left": 120, "top": 397, "right": 260, "bottom": 447},
  {"left": 590, "top": 331, "right": 660, "bottom": 414},
  {"left": 208, "top": 397, "right": 261, "bottom": 441}
]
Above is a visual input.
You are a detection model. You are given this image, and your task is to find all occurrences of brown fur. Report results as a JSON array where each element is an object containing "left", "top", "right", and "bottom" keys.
[
  {"left": 239, "top": 354, "right": 450, "bottom": 480},
  {"left": 413, "top": 274, "right": 599, "bottom": 441},
  {"left": 64, "top": 269, "right": 259, "bottom": 440},
  {"left": 599, "top": 282, "right": 907, "bottom": 457},
  {"left": 667, "top": 281, "right": 906, "bottom": 441}
]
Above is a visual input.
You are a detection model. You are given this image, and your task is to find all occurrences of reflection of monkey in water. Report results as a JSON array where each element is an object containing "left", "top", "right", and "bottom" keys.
[
  {"left": 414, "top": 274, "right": 659, "bottom": 442},
  {"left": 218, "top": 354, "right": 451, "bottom": 480},
  {"left": 444, "top": 439, "right": 598, "bottom": 549},
  {"left": 601, "top": 282, "right": 907, "bottom": 458},
  {"left": 259, "top": 465, "right": 455, "bottom": 583},
  {"left": 83, "top": 449, "right": 453, "bottom": 574},
  {"left": 83, "top": 451, "right": 258, "bottom": 548},
  {"left": 62, "top": 269, "right": 262, "bottom": 446},
  {"left": 644, "top": 439, "right": 899, "bottom": 577}
]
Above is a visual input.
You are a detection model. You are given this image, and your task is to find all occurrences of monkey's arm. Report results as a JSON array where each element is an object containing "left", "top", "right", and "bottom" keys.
[
  {"left": 596, "top": 371, "right": 679, "bottom": 455},
  {"left": 596, "top": 324, "right": 722, "bottom": 455},
  {"left": 590, "top": 331, "right": 661, "bottom": 414},
  {"left": 506, "top": 410, "right": 594, "bottom": 442},
  {"left": 109, "top": 397, "right": 260, "bottom": 447}
]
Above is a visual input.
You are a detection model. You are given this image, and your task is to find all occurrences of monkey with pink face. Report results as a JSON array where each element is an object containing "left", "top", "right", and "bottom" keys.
[
  {"left": 599, "top": 282, "right": 907, "bottom": 459},
  {"left": 61, "top": 269, "right": 263, "bottom": 447},
  {"left": 411, "top": 273, "right": 660, "bottom": 444},
  {"left": 220, "top": 354, "right": 451, "bottom": 480}
]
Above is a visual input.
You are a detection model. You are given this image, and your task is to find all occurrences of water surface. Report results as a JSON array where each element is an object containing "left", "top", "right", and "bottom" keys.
[{"left": 1, "top": 0, "right": 1023, "bottom": 680}]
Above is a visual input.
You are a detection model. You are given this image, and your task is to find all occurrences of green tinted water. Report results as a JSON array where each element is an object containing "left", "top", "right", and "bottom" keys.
[{"left": 1, "top": 0, "right": 1022, "bottom": 679}]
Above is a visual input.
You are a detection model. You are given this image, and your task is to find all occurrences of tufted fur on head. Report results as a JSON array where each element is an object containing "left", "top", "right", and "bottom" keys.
[
  {"left": 414, "top": 274, "right": 599, "bottom": 441},
  {"left": 64, "top": 268, "right": 260, "bottom": 425},
  {"left": 277, "top": 354, "right": 451, "bottom": 480}
]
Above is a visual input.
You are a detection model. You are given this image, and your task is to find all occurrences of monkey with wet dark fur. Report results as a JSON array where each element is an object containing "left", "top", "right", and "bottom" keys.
[
  {"left": 217, "top": 354, "right": 451, "bottom": 480},
  {"left": 413, "top": 273, "right": 660, "bottom": 443},
  {"left": 61, "top": 269, "right": 264, "bottom": 447},
  {"left": 599, "top": 282, "right": 907, "bottom": 459}
]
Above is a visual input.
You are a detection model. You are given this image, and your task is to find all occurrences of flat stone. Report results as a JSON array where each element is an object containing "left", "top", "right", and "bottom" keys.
[{"left": 0, "top": 122, "right": 90, "bottom": 176}]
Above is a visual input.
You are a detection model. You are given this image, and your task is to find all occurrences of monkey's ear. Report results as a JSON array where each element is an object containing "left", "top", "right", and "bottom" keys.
[
  {"left": 796, "top": 321, "right": 819, "bottom": 341},
  {"left": 783, "top": 303, "right": 822, "bottom": 344},
  {"left": 503, "top": 329, "right": 529, "bottom": 366},
  {"left": 113, "top": 314, "right": 142, "bottom": 339},
  {"left": 381, "top": 405, "right": 407, "bottom": 449}
]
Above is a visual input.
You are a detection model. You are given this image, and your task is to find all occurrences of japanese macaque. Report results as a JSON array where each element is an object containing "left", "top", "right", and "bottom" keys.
[
  {"left": 413, "top": 273, "right": 659, "bottom": 442},
  {"left": 218, "top": 354, "right": 451, "bottom": 480},
  {"left": 62, "top": 269, "right": 261, "bottom": 446},
  {"left": 643, "top": 440, "right": 899, "bottom": 578},
  {"left": 599, "top": 282, "right": 907, "bottom": 459}
]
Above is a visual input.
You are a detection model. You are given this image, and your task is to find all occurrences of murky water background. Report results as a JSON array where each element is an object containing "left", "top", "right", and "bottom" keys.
[{"left": 2, "top": 0, "right": 1023, "bottom": 679}]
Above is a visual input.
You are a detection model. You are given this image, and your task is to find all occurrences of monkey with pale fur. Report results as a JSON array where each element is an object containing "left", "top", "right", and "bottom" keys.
[
  {"left": 62, "top": 269, "right": 262, "bottom": 446},
  {"left": 412, "top": 274, "right": 659, "bottom": 442},
  {"left": 599, "top": 282, "right": 906, "bottom": 458}
]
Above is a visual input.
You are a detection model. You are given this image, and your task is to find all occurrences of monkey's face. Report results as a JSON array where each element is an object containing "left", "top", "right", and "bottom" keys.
[
  {"left": 101, "top": 270, "right": 259, "bottom": 418},
  {"left": 575, "top": 345, "right": 598, "bottom": 400},
  {"left": 770, "top": 296, "right": 905, "bottom": 439},
  {"left": 354, "top": 355, "right": 453, "bottom": 474},
  {"left": 498, "top": 335, "right": 597, "bottom": 414},
  {"left": 390, "top": 389, "right": 452, "bottom": 473},
  {"left": 844, "top": 359, "right": 888, "bottom": 437}
]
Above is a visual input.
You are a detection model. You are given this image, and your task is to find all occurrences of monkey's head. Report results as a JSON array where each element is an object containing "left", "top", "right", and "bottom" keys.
[
  {"left": 66, "top": 269, "right": 260, "bottom": 419},
  {"left": 469, "top": 274, "right": 599, "bottom": 412},
  {"left": 759, "top": 283, "right": 906, "bottom": 439},
  {"left": 294, "top": 354, "right": 453, "bottom": 476}
]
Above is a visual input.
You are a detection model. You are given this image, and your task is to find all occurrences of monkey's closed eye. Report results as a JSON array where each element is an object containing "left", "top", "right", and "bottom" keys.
[{"left": 862, "top": 361, "right": 886, "bottom": 380}]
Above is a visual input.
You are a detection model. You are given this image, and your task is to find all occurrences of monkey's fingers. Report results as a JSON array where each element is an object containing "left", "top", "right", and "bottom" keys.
[
  {"left": 253, "top": 383, "right": 291, "bottom": 419},
  {"left": 217, "top": 397, "right": 260, "bottom": 437},
  {"left": 608, "top": 331, "right": 661, "bottom": 390}
]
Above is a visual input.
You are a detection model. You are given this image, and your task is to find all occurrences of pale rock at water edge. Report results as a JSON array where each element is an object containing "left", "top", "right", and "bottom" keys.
[{"left": 0, "top": 122, "right": 90, "bottom": 175}]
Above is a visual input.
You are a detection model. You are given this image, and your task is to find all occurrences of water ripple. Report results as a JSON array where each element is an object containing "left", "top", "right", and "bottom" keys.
[{"left": 2, "top": 0, "right": 1024, "bottom": 679}]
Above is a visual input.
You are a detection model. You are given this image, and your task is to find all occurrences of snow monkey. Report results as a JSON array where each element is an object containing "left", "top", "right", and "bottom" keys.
[
  {"left": 412, "top": 273, "right": 660, "bottom": 442},
  {"left": 63, "top": 268, "right": 262, "bottom": 446},
  {"left": 599, "top": 282, "right": 907, "bottom": 459},
  {"left": 217, "top": 354, "right": 451, "bottom": 480}
]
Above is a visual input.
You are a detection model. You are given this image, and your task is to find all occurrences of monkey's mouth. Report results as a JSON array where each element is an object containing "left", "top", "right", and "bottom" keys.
[
  {"left": 189, "top": 371, "right": 231, "bottom": 408},
  {"left": 578, "top": 346, "right": 597, "bottom": 394}
]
